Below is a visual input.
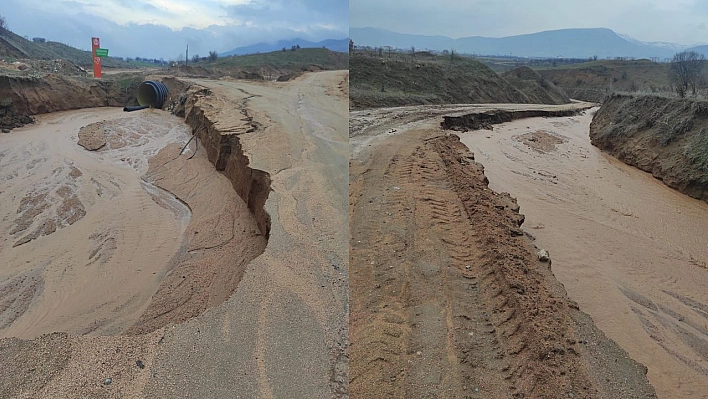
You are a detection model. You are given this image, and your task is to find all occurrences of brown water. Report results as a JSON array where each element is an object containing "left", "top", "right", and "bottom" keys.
[
  {"left": 459, "top": 108, "right": 708, "bottom": 399},
  {"left": 0, "top": 108, "right": 191, "bottom": 338}
]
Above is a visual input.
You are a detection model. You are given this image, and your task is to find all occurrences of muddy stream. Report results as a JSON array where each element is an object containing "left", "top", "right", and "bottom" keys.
[
  {"left": 459, "top": 108, "right": 708, "bottom": 399},
  {"left": 0, "top": 108, "right": 193, "bottom": 338}
]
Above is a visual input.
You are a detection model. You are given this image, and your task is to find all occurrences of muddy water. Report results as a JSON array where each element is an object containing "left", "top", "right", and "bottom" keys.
[
  {"left": 0, "top": 108, "right": 191, "bottom": 338},
  {"left": 459, "top": 108, "right": 708, "bottom": 399}
]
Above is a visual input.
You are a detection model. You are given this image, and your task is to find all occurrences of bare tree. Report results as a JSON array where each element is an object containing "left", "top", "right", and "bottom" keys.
[
  {"left": 208, "top": 50, "right": 218, "bottom": 62},
  {"left": 669, "top": 51, "right": 705, "bottom": 98},
  {"left": 0, "top": 14, "right": 7, "bottom": 33}
]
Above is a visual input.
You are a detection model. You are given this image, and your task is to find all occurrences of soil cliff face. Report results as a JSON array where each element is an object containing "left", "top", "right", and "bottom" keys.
[
  {"left": 590, "top": 94, "right": 708, "bottom": 202},
  {"left": 0, "top": 73, "right": 142, "bottom": 131},
  {"left": 180, "top": 84, "right": 271, "bottom": 238}
]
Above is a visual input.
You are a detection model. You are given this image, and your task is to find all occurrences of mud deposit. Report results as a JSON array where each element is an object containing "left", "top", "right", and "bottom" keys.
[
  {"left": 0, "top": 108, "right": 264, "bottom": 338},
  {"left": 459, "top": 109, "right": 708, "bottom": 399}
]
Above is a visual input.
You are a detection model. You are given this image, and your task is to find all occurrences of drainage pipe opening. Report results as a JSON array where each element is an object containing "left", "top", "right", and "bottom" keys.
[{"left": 137, "top": 80, "right": 169, "bottom": 109}]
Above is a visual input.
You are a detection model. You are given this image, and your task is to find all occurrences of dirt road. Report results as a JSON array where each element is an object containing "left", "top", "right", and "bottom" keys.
[
  {"left": 459, "top": 110, "right": 708, "bottom": 399},
  {"left": 349, "top": 104, "right": 656, "bottom": 398},
  {"left": 143, "top": 71, "right": 350, "bottom": 398}
]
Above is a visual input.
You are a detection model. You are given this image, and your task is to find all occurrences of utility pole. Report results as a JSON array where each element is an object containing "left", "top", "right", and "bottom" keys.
[{"left": 186, "top": 44, "right": 189, "bottom": 66}]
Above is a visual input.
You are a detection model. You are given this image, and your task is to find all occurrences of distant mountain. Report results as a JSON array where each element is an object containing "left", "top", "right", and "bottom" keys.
[
  {"left": 617, "top": 33, "right": 687, "bottom": 52},
  {"left": 221, "top": 38, "right": 348, "bottom": 56},
  {"left": 686, "top": 45, "right": 708, "bottom": 57},
  {"left": 350, "top": 27, "right": 681, "bottom": 59}
]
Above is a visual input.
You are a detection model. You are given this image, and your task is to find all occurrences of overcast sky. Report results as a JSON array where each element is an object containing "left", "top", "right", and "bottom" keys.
[
  {"left": 0, "top": 0, "right": 348, "bottom": 59},
  {"left": 350, "top": 0, "right": 708, "bottom": 46}
]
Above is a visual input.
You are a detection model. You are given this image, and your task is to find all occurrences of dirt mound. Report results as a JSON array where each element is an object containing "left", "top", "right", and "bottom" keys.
[
  {"left": 503, "top": 66, "right": 571, "bottom": 105},
  {"left": 77, "top": 121, "right": 107, "bottom": 150},
  {"left": 590, "top": 94, "right": 708, "bottom": 202}
]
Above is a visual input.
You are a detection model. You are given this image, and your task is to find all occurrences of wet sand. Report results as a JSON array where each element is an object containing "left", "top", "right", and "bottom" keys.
[
  {"left": 459, "top": 109, "right": 708, "bottom": 399},
  {"left": 0, "top": 108, "right": 192, "bottom": 338}
]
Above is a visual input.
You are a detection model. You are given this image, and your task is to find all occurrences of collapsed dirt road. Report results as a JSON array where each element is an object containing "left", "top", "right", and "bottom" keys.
[
  {"left": 0, "top": 71, "right": 348, "bottom": 398},
  {"left": 350, "top": 104, "right": 656, "bottom": 398},
  {"left": 144, "top": 71, "right": 349, "bottom": 398},
  {"left": 459, "top": 110, "right": 708, "bottom": 399}
]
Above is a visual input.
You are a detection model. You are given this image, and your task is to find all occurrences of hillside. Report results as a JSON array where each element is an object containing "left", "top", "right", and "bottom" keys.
[
  {"left": 350, "top": 53, "right": 570, "bottom": 109},
  {"left": 535, "top": 59, "right": 673, "bottom": 102},
  {"left": 0, "top": 29, "right": 134, "bottom": 68},
  {"left": 590, "top": 94, "right": 708, "bottom": 202},
  {"left": 190, "top": 48, "right": 348, "bottom": 80},
  {"left": 502, "top": 66, "right": 570, "bottom": 104},
  {"left": 351, "top": 27, "right": 678, "bottom": 59}
]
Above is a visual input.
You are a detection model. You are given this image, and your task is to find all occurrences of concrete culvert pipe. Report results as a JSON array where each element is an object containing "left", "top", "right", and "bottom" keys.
[{"left": 137, "top": 80, "right": 169, "bottom": 109}]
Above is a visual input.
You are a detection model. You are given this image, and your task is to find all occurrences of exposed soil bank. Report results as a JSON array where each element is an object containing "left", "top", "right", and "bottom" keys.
[
  {"left": 442, "top": 107, "right": 586, "bottom": 131},
  {"left": 590, "top": 94, "right": 708, "bottom": 202},
  {"left": 349, "top": 105, "right": 656, "bottom": 398},
  {"left": 0, "top": 73, "right": 144, "bottom": 131}
]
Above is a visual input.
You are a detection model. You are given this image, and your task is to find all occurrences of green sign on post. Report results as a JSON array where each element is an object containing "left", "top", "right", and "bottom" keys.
[{"left": 95, "top": 48, "right": 109, "bottom": 57}]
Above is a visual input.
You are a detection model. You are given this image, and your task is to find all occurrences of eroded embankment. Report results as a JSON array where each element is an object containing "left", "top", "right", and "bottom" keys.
[
  {"left": 442, "top": 108, "right": 583, "bottom": 131},
  {"left": 181, "top": 82, "right": 271, "bottom": 238},
  {"left": 0, "top": 73, "right": 143, "bottom": 131},
  {"left": 126, "top": 79, "right": 272, "bottom": 334},
  {"left": 590, "top": 94, "right": 708, "bottom": 202}
]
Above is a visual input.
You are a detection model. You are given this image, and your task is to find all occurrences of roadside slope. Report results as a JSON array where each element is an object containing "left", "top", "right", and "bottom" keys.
[{"left": 590, "top": 94, "right": 708, "bottom": 202}]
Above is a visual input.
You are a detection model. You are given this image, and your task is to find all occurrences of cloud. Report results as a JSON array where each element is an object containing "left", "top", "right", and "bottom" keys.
[{"left": 0, "top": 0, "right": 348, "bottom": 59}]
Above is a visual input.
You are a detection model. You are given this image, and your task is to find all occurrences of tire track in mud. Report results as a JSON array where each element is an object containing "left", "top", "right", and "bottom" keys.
[
  {"left": 351, "top": 132, "right": 549, "bottom": 398},
  {"left": 350, "top": 105, "right": 657, "bottom": 399}
]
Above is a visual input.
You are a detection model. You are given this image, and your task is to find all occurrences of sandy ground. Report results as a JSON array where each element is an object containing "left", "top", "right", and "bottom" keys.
[
  {"left": 0, "top": 109, "right": 192, "bottom": 338},
  {"left": 142, "top": 71, "right": 349, "bottom": 398},
  {"left": 459, "top": 109, "right": 708, "bottom": 399},
  {"left": 349, "top": 103, "right": 656, "bottom": 398}
]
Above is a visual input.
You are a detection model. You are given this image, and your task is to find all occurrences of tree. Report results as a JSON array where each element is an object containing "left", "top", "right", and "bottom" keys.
[
  {"left": 32, "top": 37, "right": 46, "bottom": 43},
  {"left": 669, "top": 51, "right": 705, "bottom": 98},
  {"left": 208, "top": 50, "right": 218, "bottom": 62},
  {"left": 192, "top": 54, "right": 200, "bottom": 63},
  {"left": 349, "top": 39, "right": 354, "bottom": 53},
  {"left": 0, "top": 14, "right": 7, "bottom": 31}
]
